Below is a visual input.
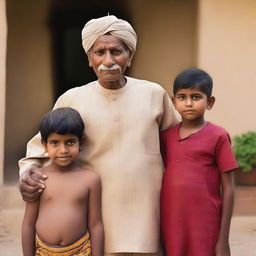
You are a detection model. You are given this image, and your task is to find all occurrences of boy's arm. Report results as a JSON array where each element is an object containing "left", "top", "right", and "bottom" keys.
[
  {"left": 215, "top": 170, "right": 234, "bottom": 256},
  {"left": 88, "top": 173, "right": 104, "bottom": 256},
  {"left": 22, "top": 200, "right": 40, "bottom": 256}
]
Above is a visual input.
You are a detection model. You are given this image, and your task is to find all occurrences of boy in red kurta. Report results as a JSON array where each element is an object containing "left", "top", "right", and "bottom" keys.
[{"left": 160, "top": 68, "right": 238, "bottom": 256}]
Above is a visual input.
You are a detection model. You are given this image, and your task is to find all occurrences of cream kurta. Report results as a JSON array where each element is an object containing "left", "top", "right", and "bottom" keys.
[{"left": 19, "top": 77, "right": 180, "bottom": 253}]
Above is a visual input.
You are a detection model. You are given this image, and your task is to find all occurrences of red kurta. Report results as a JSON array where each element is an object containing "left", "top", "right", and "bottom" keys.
[{"left": 160, "top": 122, "right": 237, "bottom": 256}]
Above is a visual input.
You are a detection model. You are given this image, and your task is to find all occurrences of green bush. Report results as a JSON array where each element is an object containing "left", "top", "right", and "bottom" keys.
[{"left": 233, "top": 131, "right": 256, "bottom": 172}]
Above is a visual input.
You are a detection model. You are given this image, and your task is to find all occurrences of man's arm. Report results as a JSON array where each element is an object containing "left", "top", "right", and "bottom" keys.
[
  {"left": 22, "top": 200, "right": 40, "bottom": 256},
  {"left": 88, "top": 173, "right": 104, "bottom": 256},
  {"left": 159, "top": 91, "right": 180, "bottom": 131},
  {"left": 18, "top": 132, "right": 49, "bottom": 202},
  {"left": 215, "top": 170, "right": 234, "bottom": 256},
  {"left": 18, "top": 166, "right": 47, "bottom": 202}
]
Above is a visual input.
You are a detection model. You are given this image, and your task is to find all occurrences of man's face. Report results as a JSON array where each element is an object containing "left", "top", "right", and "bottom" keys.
[{"left": 87, "top": 35, "right": 133, "bottom": 85}]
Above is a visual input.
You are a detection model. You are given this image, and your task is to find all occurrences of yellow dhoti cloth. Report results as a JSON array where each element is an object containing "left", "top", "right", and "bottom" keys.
[{"left": 35, "top": 232, "right": 91, "bottom": 256}]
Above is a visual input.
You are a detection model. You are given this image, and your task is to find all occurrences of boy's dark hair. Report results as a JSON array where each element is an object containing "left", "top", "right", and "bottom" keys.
[
  {"left": 173, "top": 68, "right": 213, "bottom": 97},
  {"left": 40, "top": 107, "right": 84, "bottom": 143}
]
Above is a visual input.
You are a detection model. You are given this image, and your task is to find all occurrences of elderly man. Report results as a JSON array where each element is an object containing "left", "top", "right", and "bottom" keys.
[{"left": 19, "top": 15, "right": 180, "bottom": 255}]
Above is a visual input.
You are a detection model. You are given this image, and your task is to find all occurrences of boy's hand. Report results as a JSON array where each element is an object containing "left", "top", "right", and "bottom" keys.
[
  {"left": 18, "top": 167, "right": 47, "bottom": 202},
  {"left": 215, "top": 240, "right": 231, "bottom": 256}
]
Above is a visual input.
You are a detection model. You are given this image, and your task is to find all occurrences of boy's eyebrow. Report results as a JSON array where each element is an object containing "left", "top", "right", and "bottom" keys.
[{"left": 65, "top": 138, "right": 78, "bottom": 141}]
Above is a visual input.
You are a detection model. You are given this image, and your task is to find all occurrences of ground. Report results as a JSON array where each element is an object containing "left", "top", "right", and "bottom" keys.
[{"left": 0, "top": 186, "right": 255, "bottom": 255}]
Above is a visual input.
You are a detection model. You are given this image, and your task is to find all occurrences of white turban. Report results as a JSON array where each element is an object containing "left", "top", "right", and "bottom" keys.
[{"left": 81, "top": 15, "right": 137, "bottom": 54}]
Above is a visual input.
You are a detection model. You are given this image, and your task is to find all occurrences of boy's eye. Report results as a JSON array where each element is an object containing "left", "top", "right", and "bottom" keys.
[
  {"left": 177, "top": 95, "right": 185, "bottom": 100},
  {"left": 66, "top": 139, "right": 77, "bottom": 145},
  {"left": 192, "top": 95, "right": 202, "bottom": 100},
  {"left": 49, "top": 140, "right": 58, "bottom": 146}
]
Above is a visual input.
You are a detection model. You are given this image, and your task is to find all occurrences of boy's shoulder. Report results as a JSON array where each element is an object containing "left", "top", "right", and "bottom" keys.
[
  {"left": 161, "top": 123, "right": 180, "bottom": 137},
  {"left": 205, "top": 122, "right": 230, "bottom": 137},
  {"left": 80, "top": 168, "right": 101, "bottom": 183},
  {"left": 73, "top": 168, "right": 101, "bottom": 190}
]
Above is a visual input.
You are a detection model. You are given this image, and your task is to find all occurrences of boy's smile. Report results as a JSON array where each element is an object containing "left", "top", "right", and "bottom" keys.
[
  {"left": 172, "top": 88, "right": 214, "bottom": 121},
  {"left": 43, "top": 133, "right": 80, "bottom": 168}
]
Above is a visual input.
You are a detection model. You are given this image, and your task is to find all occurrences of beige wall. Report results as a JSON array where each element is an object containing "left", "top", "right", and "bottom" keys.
[
  {"left": 3, "top": 0, "right": 198, "bottom": 182},
  {"left": 128, "top": 0, "right": 197, "bottom": 95},
  {"left": 0, "top": 0, "right": 7, "bottom": 184},
  {"left": 3, "top": 0, "right": 256, "bottom": 182},
  {"left": 197, "top": 0, "right": 256, "bottom": 136},
  {"left": 5, "top": 0, "right": 53, "bottom": 181}
]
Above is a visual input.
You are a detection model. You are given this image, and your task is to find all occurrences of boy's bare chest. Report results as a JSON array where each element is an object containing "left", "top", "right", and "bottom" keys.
[{"left": 41, "top": 172, "right": 89, "bottom": 203}]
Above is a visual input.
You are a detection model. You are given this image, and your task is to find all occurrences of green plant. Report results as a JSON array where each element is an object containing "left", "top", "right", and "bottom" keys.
[{"left": 233, "top": 131, "right": 256, "bottom": 172}]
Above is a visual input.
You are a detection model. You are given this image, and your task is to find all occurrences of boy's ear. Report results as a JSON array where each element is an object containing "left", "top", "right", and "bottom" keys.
[
  {"left": 41, "top": 139, "right": 48, "bottom": 152},
  {"left": 171, "top": 96, "right": 176, "bottom": 106},
  {"left": 207, "top": 96, "right": 215, "bottom": 110},
  {"left": 79, "top": 136, "right": 85, "bottom": 151}
]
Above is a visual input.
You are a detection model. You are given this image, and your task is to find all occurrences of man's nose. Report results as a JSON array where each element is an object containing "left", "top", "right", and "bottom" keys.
[{"left": 102, "top": 51, "right": 115, "bottom": 66}]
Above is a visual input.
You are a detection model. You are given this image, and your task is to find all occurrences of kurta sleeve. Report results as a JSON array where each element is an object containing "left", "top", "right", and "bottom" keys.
[
  {"left": 160, "top": 131, "right": 167, "bottom": 169},
  {"left": 158, "top": 91, "right": 180, "bottom": 131},
  {"left": 19, "top": 95, "right": 66, "bottom": 176},
  {"left": 215, "top": 132, "right": 238, "bottom": 172}
]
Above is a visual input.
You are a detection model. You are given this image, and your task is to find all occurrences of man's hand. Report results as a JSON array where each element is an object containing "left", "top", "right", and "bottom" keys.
[{"left": 18, "top": 167, "right": 47, "bottom": 202}]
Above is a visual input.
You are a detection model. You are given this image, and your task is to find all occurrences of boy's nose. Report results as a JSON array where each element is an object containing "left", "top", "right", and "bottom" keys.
[
  {"left": 185, "top": 98, "right": 193, "bottom": 106},
  {"left": 59, "top": 144, "right": 68, "bottom": 153}
]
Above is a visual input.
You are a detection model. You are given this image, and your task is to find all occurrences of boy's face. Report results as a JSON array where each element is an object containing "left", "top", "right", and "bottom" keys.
[
  {"left": 42, "top": 133, "right": 80, "bottom": 167},
  {"left": 172, "top": 88, "right": 215, "bottom": 121}
]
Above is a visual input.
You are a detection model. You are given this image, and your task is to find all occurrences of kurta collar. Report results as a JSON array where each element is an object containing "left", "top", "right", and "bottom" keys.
[
  {"left": 177, "top": 122, "right": 209, "bottom": 141},
  {"left": 95, "top": 76, "right": 130, "bottom": 95}
]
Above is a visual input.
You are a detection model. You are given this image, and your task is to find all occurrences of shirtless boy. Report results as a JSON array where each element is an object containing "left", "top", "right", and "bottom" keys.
[{"left": 22, "top": 107, "right": 103, "bottom": 256}]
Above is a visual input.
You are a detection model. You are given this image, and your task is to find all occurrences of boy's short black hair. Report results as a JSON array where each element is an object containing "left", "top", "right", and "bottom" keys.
[
  {"left": 173, "top": 68, "right": 213, "bottom": 97},
  {"left": 40, "top": 107, "right": 84, "bottom": 143}
]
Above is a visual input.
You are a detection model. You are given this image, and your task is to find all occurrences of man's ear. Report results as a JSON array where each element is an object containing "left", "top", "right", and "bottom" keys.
[
  {"left": 207, "top": 96, "right": 215, "bottom": 110},
  {"left": 87, "top": 50, "right": 93, "bottom": 67},
  {"left": 41, "top": 139, "right": 48, "bottom": 152},
  {"left": 127, "top": 51, "right": 135, "bottom": 68},
  {"left": 88, "top": 54, "right": 92, "bottom": 67}
]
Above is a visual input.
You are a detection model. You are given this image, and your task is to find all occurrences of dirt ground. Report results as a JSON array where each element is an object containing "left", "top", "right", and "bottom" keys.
[
  {"left": 0, "top": 186, "right": 255, "bottom": 255},
  {"left": 0, "top": 216, "right": 256, "bottom": 255}
]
